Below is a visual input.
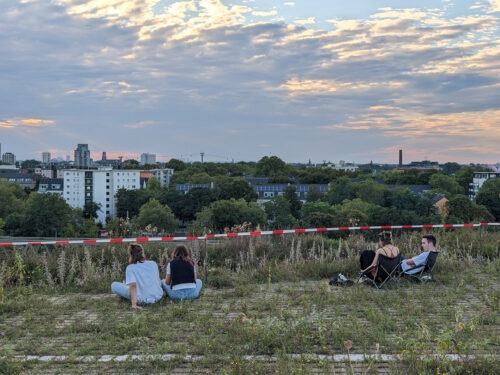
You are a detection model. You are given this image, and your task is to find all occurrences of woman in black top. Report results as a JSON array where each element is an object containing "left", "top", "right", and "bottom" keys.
[{"left": 161, "top": 244, "right": 202, "bottom": 300}]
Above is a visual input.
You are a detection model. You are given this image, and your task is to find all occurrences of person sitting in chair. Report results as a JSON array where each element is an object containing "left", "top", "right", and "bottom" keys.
[
  {"left": 401, "top": 235, "right": 438, "bottom": 275},
  {"left": 359, "top": 231, "right": 400, "bottom": 280}
]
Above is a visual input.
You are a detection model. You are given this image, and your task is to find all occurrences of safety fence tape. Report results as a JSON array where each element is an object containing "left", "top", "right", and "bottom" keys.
[{"left": 0, "top": 222, "right": 498, "bottom": 247}]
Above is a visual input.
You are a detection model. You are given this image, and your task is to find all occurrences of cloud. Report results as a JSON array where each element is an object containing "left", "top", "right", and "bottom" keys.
[
  {"left": 279, "top": 78, "right": 405, "bottom": 96},
  {"left": 486, "top": 0, "right": 500, "bottom": 12},
  {"left": 123, "top": 121, "right": 160, "bottom": 129},
  {"left": 65, "top": 81, "right": 148, "bottom": 98},
  {"left": 1, "top": 0, "right": 499, "bottom": 164},
  {"left": 294, "top": 17, "right": 316, "bottom": 26},
  {"left": 0, "top": 118, "right": 54, "bottom": 129},
  {"left": 252, "top": 10, "right": 278, "bottom": 17}
]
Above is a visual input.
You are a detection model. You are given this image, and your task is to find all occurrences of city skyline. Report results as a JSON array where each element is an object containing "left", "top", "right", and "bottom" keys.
[{"left": 1, "top": 1, "right": 499, "bottom": 165}]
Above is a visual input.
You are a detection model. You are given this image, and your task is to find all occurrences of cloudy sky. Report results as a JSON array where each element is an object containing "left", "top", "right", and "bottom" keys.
[{"left": 1, "top": 0, "right": 499, "bottom": 165}]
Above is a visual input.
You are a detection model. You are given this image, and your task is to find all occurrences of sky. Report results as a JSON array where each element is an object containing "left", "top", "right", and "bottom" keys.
[{"left": 1, "top": 0, "right": 499, "bottom": 165}]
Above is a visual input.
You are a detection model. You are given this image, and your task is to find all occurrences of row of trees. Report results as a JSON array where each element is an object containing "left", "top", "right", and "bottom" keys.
[
  {"left": 108, "top": 158, "right": 499, "bottom": 236},
  {"left": 1, "top": 156, "right": 499, "bottom": 238},
  {"left": 0, "top": 181, "right": 99, "bottom": 237}
]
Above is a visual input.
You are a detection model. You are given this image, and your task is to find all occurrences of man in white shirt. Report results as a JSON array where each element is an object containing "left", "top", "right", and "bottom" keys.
[{"left": 401, "top": 235, "right": 438, "bottom": 275}]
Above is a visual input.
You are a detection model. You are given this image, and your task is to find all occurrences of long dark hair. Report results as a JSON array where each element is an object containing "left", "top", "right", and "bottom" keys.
[
  {"left": 128, "top": 244, "right": 145, "bottom": 264},
  {"left": 171, "top": 244, "right": 192, "bottom": 262}
]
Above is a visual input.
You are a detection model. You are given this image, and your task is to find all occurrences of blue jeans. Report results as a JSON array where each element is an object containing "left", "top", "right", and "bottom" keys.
[
  {"left": 111, "top": 281, "right": 131, "bottom": 300},
  {"left": 161, "top": 279, "right": 202, "bottom": 300},
  {"left": 110, "top": 282, "right": 161, "bottom": 304}
]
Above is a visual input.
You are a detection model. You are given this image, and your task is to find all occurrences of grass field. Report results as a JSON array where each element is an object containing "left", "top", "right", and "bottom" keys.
[{"left": 0, "top": 230, "right": 499, "bottom": 374}]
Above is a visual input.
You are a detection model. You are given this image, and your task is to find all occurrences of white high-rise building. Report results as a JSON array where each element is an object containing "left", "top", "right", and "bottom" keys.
[
  {"left": 42, "top": 152, "right": 51, "bottom": 164},
  {"left": 63, "top": 168, "right": 141, "bottom": 224},
  {"left": 140, "top": 153, "right": 156, "bottom": 165}
]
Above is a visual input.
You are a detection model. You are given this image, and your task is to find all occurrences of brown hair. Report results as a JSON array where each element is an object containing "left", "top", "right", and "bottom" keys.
[
  {"left": 128, "top": 243, "right": 145, "bottom": 264},
  {"left": 378, "top": 231, "right": 393, "bottom": 246},
  {"left": 171, "top": 244, "right": 191, "bottom": 262}
]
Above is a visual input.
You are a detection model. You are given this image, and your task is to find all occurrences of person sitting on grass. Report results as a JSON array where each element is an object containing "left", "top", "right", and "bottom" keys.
[
  {"left": 401, "top": 234, "right": 438, "bottom": 275},
  {"left": 162, "top": 244, "right": 202, "bottom": 300},
  {"left": 111, "top": 243, "right": 164, "bottom": 310},
  {"left": 359, "top": 231, "right": 400, "bottom": 280}
]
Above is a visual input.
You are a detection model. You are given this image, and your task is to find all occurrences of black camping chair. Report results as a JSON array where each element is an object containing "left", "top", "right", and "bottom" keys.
[
  {"left": 403, "top": 251, "right": 439, "bottom": 283},
  {"left": 358, "top": 253, "right": 403, "bottom": 289}
]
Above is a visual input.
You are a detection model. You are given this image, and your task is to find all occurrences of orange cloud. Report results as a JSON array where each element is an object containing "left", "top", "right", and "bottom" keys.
[{"left": 0, "top": 118, "right": 54, "bottom": 128}]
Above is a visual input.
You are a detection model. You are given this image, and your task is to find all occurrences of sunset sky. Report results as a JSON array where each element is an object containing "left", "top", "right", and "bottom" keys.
[{"left": 1, "top": 0, "right": 499, "bottom": 164}]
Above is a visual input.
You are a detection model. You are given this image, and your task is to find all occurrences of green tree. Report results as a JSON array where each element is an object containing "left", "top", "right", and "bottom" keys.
[
  {"left": 296, "top": 167, "right": 342, "bottom": 184},
  {"left": 21, "top": 193, "right": 73, "bottom": 237},
  {"left": 305, "top": 185, "right": 325, "bottom": 202},
  {"left": 180, "top": 188, "right": 217, "bottom": 222},
  {"left": 326, "top": 177, "right": 355, "bottom": 205},
  {"left": 115, "top": 188, "right": 153, "bottom": 218},
  {"left": 166, "top": 158, "right": 187, "bottom": 171},
  {"left": 146, "top": 176, "right": 161, "bottom": 193},
  {"left": 135, "top": 199, "right": 178, "bottom": 234},
  {"left": 190, "top": 199, "right": 266, "bottom": 233},
  {"left": 386, "top": 188, "right": 421, "bottom": 211},
  {"left": 0, "top": 181, "right": 27, "bottom": 235},
  {"left": 213, "top": 177, "right": 257, "bottom": 202},
  {"left": 475, "top": 178, "right": 500, "bottom": 220},
  {"left": 429, "top": 174, "right": 464, "bottom": 196},
  {"left": 301, "top": 201, "right": 338, "bottom": 227},
  {"left": 338, "top": 199, "right": 371, "bottom": 226},
  {"left": 264, "top": 196, "right": 297, "bottom": 229},
  {"left": 354, "top": 179, "right": 388, "bottom": 206},
  {"left": 21, "top": 159, "right": 41, "bottom": 170},
  {"left": 283, "top": 185, "right": 302, "bottom": 219},
  {"left": 83, "top": 201, "right": 101, "bottom": 219},
  {"left": 441, "top": 162, "right": 462, "bottom": 175},
  {"left": 63, "top": 208, "right": 100, "bottom": 237},
  {"left": 255, "top": 156, "right": 289, "bottom": 177},
  {"left": 122, "top": 159, "right": 140, "bottom": 169},
  {"left": 447, "top": 195, "right": 474, "bottom": 222},
  {"left": 455, "top": 166, "right": 475, "bottom": 194},
  {"left": 170, "top": 171, "right": 212, "bottom": 184}
]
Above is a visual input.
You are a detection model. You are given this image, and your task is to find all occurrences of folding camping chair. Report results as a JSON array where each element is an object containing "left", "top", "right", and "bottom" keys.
[
  {"left": 404, "top": 251, "right": 439, "bottom": 283},
  {"left": 358, "top": 253, "right": 403, "bottom": 289}
]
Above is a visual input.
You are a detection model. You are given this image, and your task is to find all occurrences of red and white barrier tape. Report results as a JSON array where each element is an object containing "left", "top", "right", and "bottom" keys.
[{"left": 0, "top": 222, "right": 498, "bottom": 247}]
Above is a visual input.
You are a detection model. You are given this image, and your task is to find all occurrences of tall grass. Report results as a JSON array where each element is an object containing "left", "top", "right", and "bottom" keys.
[{"left": 0, "top": 228, "right": 498, "bottom": 292}]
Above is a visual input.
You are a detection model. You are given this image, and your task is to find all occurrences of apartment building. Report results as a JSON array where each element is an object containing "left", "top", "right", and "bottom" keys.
[
  {"left": 151, "top": 168, "right": 174, "bottom": 187},
  {"left": 63, "top": 169, "right": 141, "bottom": 224},
  {"left": 469, "top": 171, "right": 500, "bottom": 199}
]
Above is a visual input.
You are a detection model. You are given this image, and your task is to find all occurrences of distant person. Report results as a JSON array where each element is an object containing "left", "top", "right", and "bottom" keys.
[
  {"left": 401, "top": 235, "right": 438, "bottom": 274},
  {"left": 162, "top": 244, "right": 202, "bottom": 300},
  {"left": 111, "top": 243, "right": 164, "bottom": 309},
  {"left": 359, "top": 231, "right": 400, "bottom": 279}
]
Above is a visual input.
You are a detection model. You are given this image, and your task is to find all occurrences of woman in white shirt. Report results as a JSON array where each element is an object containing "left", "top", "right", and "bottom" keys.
[{"left": 111, "top": 243, "right": 164, "bottom": 309}]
